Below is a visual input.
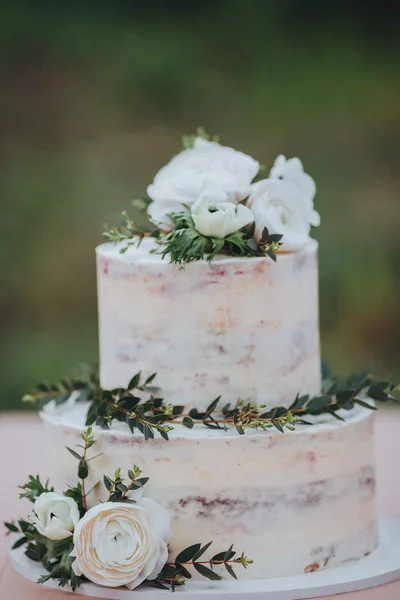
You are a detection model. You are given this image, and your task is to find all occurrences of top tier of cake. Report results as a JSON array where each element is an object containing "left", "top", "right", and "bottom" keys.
[{"left": 96, "top": 238, "right": 321, "bottom": 411}]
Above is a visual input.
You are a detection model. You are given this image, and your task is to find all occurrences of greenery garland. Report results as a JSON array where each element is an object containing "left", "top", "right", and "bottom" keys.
[{"left": 23, "top": 365, "right": 399, "bottom": 441}]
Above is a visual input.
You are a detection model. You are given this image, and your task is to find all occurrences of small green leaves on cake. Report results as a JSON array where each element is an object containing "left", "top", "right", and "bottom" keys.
[
  {"left": 103, "top": 209, "right": 160, "bottom": 254},
  {"left": 23, "top": 365, "right": 399, "bottom": 443},
  {"left": 152, "top": 541, "right": 253, "bottom": 591},
  {"left": 103, "top": 465, "right": 149, "bottom": 503},
  {"left": 21, "top": 367, "right": 99, "bottom": 410}
]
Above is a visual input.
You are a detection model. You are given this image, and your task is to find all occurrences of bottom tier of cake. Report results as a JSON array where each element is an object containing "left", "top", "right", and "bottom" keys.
[{"left": 41, "top": 402, "right": 377, "bottom": 580}]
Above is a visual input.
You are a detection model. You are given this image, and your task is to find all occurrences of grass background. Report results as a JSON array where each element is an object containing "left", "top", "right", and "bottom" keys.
[{"left": 1, "top": 1, "right": 399, "bottom": 409}]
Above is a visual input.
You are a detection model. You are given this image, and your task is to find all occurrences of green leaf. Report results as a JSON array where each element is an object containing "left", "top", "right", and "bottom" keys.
[
  {"left": 354, "top": 399, "right": 377, "bottom": 410},
  {"left": 78, "top": 460, "right": 89, "bottom": 479},
  {"left": 193, "top": 563, "right": 221, "bottom": 580},
  {"left": 212, "top": 549, "right": 236, "bottom": 562},
  {"left": 205, "top": 396, "right": 221, "bottom": 418},
  {"left": 224, "top": 544, "right": 234, "bottom": 561},
  {"left": 160, "top": 429, "right": 169, "bottom": 441},
  {"left": 85, "top": 403, "right": 98, "bottom": 426},
  {"left": 128, "top": 372, "right": 142, "bottom": 390},
  {"left": 261, "top": 227, "right": 270, "bottom": 241},
  {"left": 246, "top": 238, "right": 259, "bottom": 252},
  {"left": 4, "top": 522, "right": 19, "bottom": 533},
  {"left": 144, "top": 373, "right": 157, "bottom": 386},
  {"left": 368, "top": 381, "right": 390, "bottom": 401},
  {"left": 175, "top": 543, "right": 201, "bottom": 563},
  {"left": 12, "top": 536, "right": 27, "bottom": 549},
  {"left": 192, "top": 541, "right": 213, "bottom": 561},
  {"left": 225, "top": 562, "right": 237, "bottom": 579},
  {"left": 182, "top": 417, "right": 194, "bottom": 429},
  {"left": 103, "top": 475, "right": 113, "bottom": 491},
  {"left": 266, "top": 248, "right": 277, "bottom": 262},
  {"left": 306, "top": 395, "right": 332, "bottom": 413},
  {"left": 66, "top": 447, "right": 82, "bottom": 461},
  {"left": 116, "top": 483, "right": 128, "bottom": 493},
  {"left": 174, "top": 563, "right": 192, "bottom": 579},
  {"left": 143, "top": 424, "right": 154, "bottom": 441}
]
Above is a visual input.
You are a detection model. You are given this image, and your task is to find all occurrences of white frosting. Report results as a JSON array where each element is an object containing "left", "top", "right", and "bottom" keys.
[
  {"left": 41, "top": 403, "right": 377, "bottom": 579},
  {"left": 96, "top": 238, "right": 321, "bottom": 411}
]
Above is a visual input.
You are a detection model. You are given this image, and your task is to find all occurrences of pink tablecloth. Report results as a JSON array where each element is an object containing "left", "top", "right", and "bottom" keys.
[{"left": 0, "top": 411, "right": 399, "bottom": 600}]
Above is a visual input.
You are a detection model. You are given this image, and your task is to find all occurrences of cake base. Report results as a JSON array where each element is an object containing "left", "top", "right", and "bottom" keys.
[{"left": 8, "top": 516, "right": 400, "bottom": 599}]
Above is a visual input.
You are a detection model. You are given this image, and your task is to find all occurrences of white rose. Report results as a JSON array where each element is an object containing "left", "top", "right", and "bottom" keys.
[
  {"left": 33, "top": 492, "right": 80, "bottom": 541},
  {"left": 269, "top": 154, "right": 320, "bottom": 227},
  {"left": 71, "top": 499, "right": 171, "bottom": 589},
  {"left": 192, "top": 180, "right": 254, "bottom": 239},
  {"left": 248, "top": 179, "right": 312, "bottom": 251},
  {"left": 147, "top": 137, "right": 259, "bottom": 230}
]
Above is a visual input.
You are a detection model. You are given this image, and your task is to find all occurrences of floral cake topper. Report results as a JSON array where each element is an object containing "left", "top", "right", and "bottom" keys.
[{"left": 103, "top": 128, "right": 320, "bottom": 265}]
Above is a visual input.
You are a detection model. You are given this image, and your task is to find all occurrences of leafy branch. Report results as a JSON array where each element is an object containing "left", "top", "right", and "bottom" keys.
[
  {"left": 65, "top": 427, "right": 98, "bottom": 513},
  {"left": 103, "top": 210, "right": 160, "bottom": 254},
  {"left": 19, "top": 476, "right": 54, "bottom": 503},
  {"left": 21, "top": 367, "right": 99, "bottom": 410},
  {"left": 103, "top": 465, "right": 149, "bottom": 503},
  {"left": 152, "top": 542, "right": 252, "bottom": 591}
]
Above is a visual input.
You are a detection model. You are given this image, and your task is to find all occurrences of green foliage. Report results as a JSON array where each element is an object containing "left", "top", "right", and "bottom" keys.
[
  {"left": 103, "top": 210, "right": 160, "bottom": 254},
  {"left": 85, "top": 370, "right": 175, "bottom": 440},
  {"left": 5, "top": 520, "right": 83, "bottom": 592},
  {"left": 160, "top": 207, "right": 282, "bottom": 267},
  {"left": 103, "top": 465, "right": 149, "bottom": 503},
  {"left": 153, "top": 542, "right": 252, "bottom": 590},
  {"left": 19, "top": 475, "right": 54, "bottom": 502},
  {"left": 21, "top": 369, "right": 99, "bottom": 410}
]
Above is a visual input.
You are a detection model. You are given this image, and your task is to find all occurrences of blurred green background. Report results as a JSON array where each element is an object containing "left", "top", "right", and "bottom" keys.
[{"left": 1, "top": 1, "right": 399, "bottom": 410}]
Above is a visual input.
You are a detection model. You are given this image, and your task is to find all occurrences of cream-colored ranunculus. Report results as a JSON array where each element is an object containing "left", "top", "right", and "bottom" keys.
[
  {"left": 191, "top": 181, "right": 254, "bottom": 239},
  {"left": 33, "top": 492, "right": 80, "bottom": 541},
  {"left": 269, "top": 155, "right": 320, "bottom": 227},
  {"left": 147, "top": 137, "right": 259, "bottom": 230},
  {"left": 71, "top": 500, "right": 171, "bottom": 589},
  {"left": 248, "top": 179, "right": 312, "bottom": 251}
]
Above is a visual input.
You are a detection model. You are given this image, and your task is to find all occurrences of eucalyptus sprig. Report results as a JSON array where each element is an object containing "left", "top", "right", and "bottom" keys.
[
  {"left": 85, "top": 371, "right": 175, "bottom": 441},
  {"left": 103, "top": 210, "right": 160, "bottom": 254},
  {"left": 65, "top": 427, "right": 100, "bottom": 513},
  {"left": 21, "top": 367, "right": 99, "bottom": 410},
  {"left": 152, "top": 542, "right": 252, "bottom": 591},
  {"left": 160, "top": 206, "right": 282, "bottom": 267},
  {"left": 103, "top": 465, "right": 149, "bottom": 503}
]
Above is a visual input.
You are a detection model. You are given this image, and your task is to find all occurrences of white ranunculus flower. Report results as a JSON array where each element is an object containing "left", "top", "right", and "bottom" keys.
[
  {"left": 248, "top": 179, "right": 312, "bottom": 251},
  {"left": 33, "top": 492, "right": 80, "bottom": 541},
  {"left": 71, "top": 500, "right": 171, "bottom": 590},
  {"left": 269, "top": 154, "right": 320, "bottom": 227},
  {"left": 147, "top": 137, "right": 259, "bottom": 230},
  {"left": 191, "top": 180, "right": 254, "bottom": 239}
]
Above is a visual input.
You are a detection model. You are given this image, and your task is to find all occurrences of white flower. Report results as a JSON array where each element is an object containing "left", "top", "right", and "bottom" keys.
[
  {"left": 147, "top": 137, "right": 259, "bottom": 230},
  {"left": 248, "top": 179, "right": 312, "bottom": 250},
  {"left": 269, "top": 155, "right": 320, "bottom": 227},
  {"left": 191, "top": 180, "right": 254, "bottom": 239},
  {"left": 71, "top": 499, "right": 171, "bottom": 590},
  {"left": 33, "top": 492, "right": 80, "bottom": 541}
]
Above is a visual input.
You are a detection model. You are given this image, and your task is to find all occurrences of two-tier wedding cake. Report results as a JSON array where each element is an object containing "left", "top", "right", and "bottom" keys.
[{"left": 8, "top": 130, "right": 396, "bottom": 594}]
